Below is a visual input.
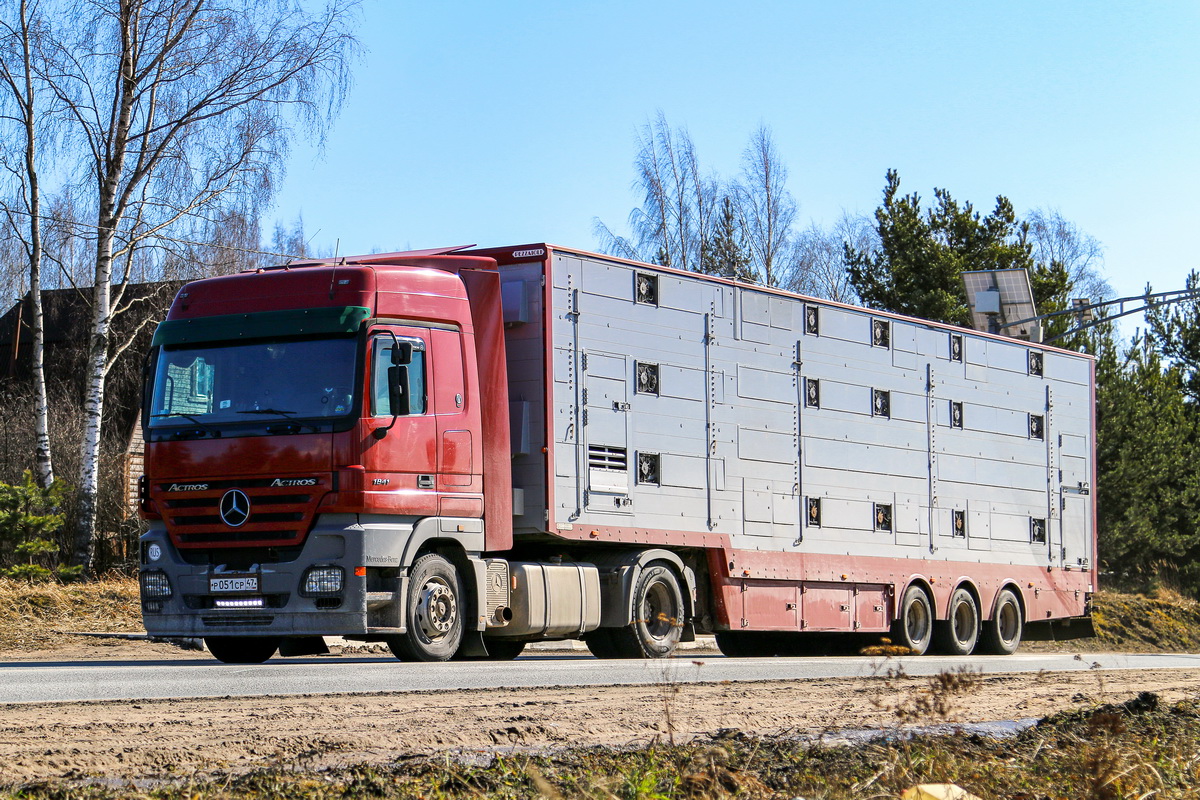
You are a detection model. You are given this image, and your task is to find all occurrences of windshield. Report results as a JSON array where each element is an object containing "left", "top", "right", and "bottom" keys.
[{"left": 149, "top": 336, "right": 358, "bottom": 428}]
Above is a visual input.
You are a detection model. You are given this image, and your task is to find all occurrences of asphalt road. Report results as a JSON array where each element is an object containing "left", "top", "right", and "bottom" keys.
[{"left": 2, "top": 651, "right": 1198, "bottom": 705}]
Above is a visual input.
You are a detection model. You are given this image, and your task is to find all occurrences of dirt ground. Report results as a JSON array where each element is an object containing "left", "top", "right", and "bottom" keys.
[{"left": 2, "top": 637, "right": 1199, "bottom": 787}]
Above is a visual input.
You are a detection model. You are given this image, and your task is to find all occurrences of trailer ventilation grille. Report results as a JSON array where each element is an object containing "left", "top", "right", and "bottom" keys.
[
  {"left": 805, "top": 378, "right": 820, "bottom": 408},
  {"left": 1029, "top": 350, "right": 1044, "bottom": 376},
  {"left": 635, "top": 361, "right": 659, "bottom": 395},
  {"left": 873, "top": 389, "right": 891, "bottom": 418},
  {"left": 950, "top": 334, "right": 964, "bottom": 362},
  {"left": 805, "top": 305, "right": 820, "bottom": 335},
  {"left": 953, "top": 510, "right": 967, "bottom": 537},
  {"left": 588, "top": 445, "right": 627, "bottom": 471},
  {"left": 637, "top": 452, "right": 660, "bottom": 485},
  {"left": 1029, "top": 414, "right": 1045, "bottom": 440},
  {"left": 806, "top": 498, "right": 821, "bottom": 527},
  {"left": 872, "top": 319, "right": 890, "bottom": 348},
  {"left": 951, "top": 401, "right": 963, "bottom": 429},
  {"left": 874, "top": 503, "right": 893, "bottom": 531},
  {"left": 634, "top": 272, "right": 658, "bottom": 305},
  {"left": 1030, "top": 517, "right": 1047, "bottom": 543}
]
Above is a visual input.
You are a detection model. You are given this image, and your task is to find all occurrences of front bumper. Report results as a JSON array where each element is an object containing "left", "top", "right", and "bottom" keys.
[{"left": 139, "top": 513, "right": 408, "bottom": 638}]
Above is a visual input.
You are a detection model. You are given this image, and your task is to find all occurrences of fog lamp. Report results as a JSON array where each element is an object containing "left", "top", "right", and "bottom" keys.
[
  {"left": 140, "top": 570, "right": 172, "bottom": 598},
  {"left": 303, "top": 566, "right": 343, "bottom": 595}
]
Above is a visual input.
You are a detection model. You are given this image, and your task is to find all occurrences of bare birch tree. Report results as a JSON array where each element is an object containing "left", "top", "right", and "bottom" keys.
[
  {"left": 788, "top": 212, "right": 875, "bottom": 303},
  {"left": 1025, "top": 207, "right": 1111, "bottom": 303},
  {"left": 28, "top": 0, "right": 359, "bottom": 572},
  {"left": 0, "top": 0, "right": 56, "bottom": 487},
  {"left": 734, "top": 125, "right": 796, "bottom": 288},
  {"left": 594, "top": 112, "right": 717, "bottom": 271}
]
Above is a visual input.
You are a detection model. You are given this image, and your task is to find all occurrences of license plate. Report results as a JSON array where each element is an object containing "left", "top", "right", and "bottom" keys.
[{"left": 210, "top": 576, "right": 258, "bottom": 593}]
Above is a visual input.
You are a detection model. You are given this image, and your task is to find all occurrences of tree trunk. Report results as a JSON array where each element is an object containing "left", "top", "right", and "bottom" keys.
[
  {"left": 72, "top": 218, "right": 114, "bottom": 573},
  {"left": 21, "top": 0, "right": 53, "bottom": 488}
]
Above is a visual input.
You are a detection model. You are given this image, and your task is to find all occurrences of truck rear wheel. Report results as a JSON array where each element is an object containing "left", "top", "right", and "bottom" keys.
[
  {"left": 934, "top": 588, "right": 979, "bottom": 656},
  {"left": 205, "top": 636, "right": 279, "bottom": 664},
  {"left": 979, "top": 588, "right": 1023, "bottom": 655},
  {"left": 606, "top": 563, "right": 685, "bottom": 658},
  {"left": 583, "top": 628, "right": 623, "bottom": 659},
  {"left": 892, "top": 585, "right": 933, "bottom": 655},
  {"left": 387, "top": 553, "right": 464, "bottom": 662}
]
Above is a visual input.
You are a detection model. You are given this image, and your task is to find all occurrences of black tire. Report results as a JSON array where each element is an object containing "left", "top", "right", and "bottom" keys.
[
  {"left": 979, "top": 588, "right": 1023, "bottom": 655},
  {"left": 934, "top": 587, "right": 980, "bottom": 656},
  {"left": 715, "top": 631, "right": 783, "bottom": 657},
  {"left": 481, "top": 639, "right": 526, "bottom": 660},
  {"left": 583, "top": 628, "right": 624, "bottom": 659},
  {"left": 205, "top": 636, "right": 280, "bottom": 664},
  {"left": 386, "top": 553, "right": 464, "bottom": 662},
  {"left": 892, "top": 585, "right": 933, "bottom": 655},
  {"left": 606, "top": 563, "right": 686, "bottom": 658}
]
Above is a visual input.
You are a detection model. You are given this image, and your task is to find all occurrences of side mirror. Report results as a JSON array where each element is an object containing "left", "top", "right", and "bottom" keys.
[
  {"left": 391, "top": 342, "right": 413, "bottom": 365},
  {"left": 387, "top": 365, "right": 410, "bottom": 416}
]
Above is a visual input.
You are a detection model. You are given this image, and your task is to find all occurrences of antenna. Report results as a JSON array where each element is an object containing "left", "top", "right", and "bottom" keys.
[{"left": 328, "top": 238, "right": 341, "bottom": 300}]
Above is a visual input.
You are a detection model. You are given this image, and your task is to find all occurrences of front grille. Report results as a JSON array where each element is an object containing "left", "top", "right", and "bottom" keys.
[
  {"left": 179, "top": 530, "right": 301, "bottom": 544},
  {"left": 201, "top": 614, "right": 275, "bottom": 627},
  {"left": 155, "top": 477, "right": 325, "bottom": 549}
]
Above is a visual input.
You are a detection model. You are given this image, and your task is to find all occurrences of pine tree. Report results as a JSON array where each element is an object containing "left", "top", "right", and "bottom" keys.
[{"left": 701, "top": 196, "right": 753, "bottom": 281}]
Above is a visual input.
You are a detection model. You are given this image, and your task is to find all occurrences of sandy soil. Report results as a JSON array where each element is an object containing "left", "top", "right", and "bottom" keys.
[{"left": 1, "top": 641, "right": 1198, "bottom": 787}]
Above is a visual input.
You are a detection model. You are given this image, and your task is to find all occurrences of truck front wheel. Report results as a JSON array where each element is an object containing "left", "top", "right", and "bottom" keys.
[
  {"left": 607, "top": 562, "right": 685, "bottom": 658},
  {"left": 205, "top": 636, "right": 280, "bottom": 664},
  {"left": 387, "top": 553, "right": 464, "bottom": 662}
]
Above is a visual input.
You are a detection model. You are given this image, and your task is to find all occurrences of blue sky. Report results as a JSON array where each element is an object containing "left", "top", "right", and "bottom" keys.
[{"left": 272, "top": 1, "right": 1200, "bottom": 329}]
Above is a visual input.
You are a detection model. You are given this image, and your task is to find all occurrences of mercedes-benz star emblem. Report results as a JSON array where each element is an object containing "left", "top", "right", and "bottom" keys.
[{"left": 219, "top": 489, "right": 250, "bottom": 527}]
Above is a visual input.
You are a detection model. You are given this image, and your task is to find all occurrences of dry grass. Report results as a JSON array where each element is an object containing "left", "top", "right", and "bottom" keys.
[
  {"left": 0, "top": 576, "right": 141, "bottom": 651},
  {"left": 4, "top": 695, "right": 1200, "bottom": 799}
]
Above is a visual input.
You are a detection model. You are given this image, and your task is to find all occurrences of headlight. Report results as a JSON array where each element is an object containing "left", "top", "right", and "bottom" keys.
[
  {"left": 140, "top": 570, "right": 172, "bottom": 598},
  {"left": 147, "top": 543, "right": 163, "bottom": 562},
  {"left": 302, "top": 566, "right": 343, "bottom": 595}
]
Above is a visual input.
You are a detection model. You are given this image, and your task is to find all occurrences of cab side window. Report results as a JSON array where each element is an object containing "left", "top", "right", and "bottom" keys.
[{"left": 372, "top": 336, "right": 427, "bottom": 416}]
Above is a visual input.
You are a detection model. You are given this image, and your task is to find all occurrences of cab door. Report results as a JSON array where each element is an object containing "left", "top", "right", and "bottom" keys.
[{"left": 361, "top": 326, "right": 438, "bottom": 515}]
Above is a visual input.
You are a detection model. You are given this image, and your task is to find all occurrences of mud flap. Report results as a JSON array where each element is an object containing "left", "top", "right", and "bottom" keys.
[
  {"left": 458, "top": 629, "right": 488, "bottom": 657},
  {"left": 1024, "top": 615, "right": 1097, "bottom": 642}
]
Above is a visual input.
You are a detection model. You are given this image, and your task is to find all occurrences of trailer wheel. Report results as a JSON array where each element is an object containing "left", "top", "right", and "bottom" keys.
[
  {"left": 892, "top": 585, "right": 933, "bottom": 655},
  {"left": 205, "top": 636, "right": 279, "bottom": 664},
  {"left": 386, "top": 553, "right": 464, "bottom": 662},
  {"left": 979, "top": 588, "right": 1023, "bottom": 655},
  {"left": 608, "top": 562, "right": 685, "bottom": 658},
  {"left": 934, "top": 588, "right": 980, "bottom": 656}
]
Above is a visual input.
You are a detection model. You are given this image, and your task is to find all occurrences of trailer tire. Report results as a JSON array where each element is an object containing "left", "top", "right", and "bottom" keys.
[
  {"left": 205, "top": 636, "right": 279, "bottom": 664},
  {"left": 892, "top": 585, "right": 933, "bottom": 655},
  {"left": 979, "top": 588, "right": 1023, "bottom": 655},
  {"left": 607, "top": 562, "right": 685, "bottom": 658},
  {"left": 386, "top": 553, "right": 464, "bottom": 662},
  {"left": 934, "top": 588, "right": 980, "bottom": 656}
]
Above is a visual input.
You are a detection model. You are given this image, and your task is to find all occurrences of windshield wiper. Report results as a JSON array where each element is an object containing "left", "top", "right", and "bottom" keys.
[
  {"left": 151, "top": 413, "right": 219, "bottom": 438},
  {"left": 236, "top": 408, "right": 296, "bottom": 418}
]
